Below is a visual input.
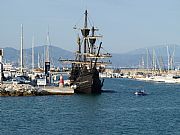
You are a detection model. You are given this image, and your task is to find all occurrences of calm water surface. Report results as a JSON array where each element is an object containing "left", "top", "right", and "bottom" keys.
[{"left": 0, "top": 78, "right": 180, "bottom": 135}]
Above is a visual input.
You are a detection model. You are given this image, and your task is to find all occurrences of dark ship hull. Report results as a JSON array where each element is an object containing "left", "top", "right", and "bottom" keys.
[{"left": 70, "top": 67, "right": 103, "bottom": 94}]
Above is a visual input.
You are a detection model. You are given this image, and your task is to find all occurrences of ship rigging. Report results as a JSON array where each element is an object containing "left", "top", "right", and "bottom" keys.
[{"left": 59, "top": 10, "right": 111, "bottom": 93}]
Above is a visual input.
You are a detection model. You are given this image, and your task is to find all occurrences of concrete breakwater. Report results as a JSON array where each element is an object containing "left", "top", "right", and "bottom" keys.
[{"left": 0, "top": 84, "right": 50, "bottom": 96}]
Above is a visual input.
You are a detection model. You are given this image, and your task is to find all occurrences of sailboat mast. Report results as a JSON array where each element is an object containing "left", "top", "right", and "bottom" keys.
[
  {"left": 146, "top": 48, "right": 149, "bottom": 70},
  {"left": 152, "top": 49, "right": 156, "bottom": 71},
  {"left": 167, "top": 46, "right": 169, "bottom": 72},
  {"left": 46, "top": 30, "right": 50, "bottom": 62},
  {"left": 32, "top": 36, "right": 35, "bottom": 70},
  {"left": 38, "top": 53, "right": 40, "bottom": 68},
  {"left": 20, "top": 24, "right": 24, "bottom": 73},
  {"left": 141, "top": 56, "right": 144, "bottom": 69},
  {"left": 171, "top": 45, "right": 175, "bottom": 70}
]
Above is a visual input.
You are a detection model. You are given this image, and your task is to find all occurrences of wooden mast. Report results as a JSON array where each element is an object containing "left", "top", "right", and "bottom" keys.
[{"left": 81, "top": 10, "right": 90, "bottom": 62}]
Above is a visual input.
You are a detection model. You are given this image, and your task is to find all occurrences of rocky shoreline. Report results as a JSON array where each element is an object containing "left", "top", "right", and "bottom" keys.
[{"left": 0, "top": 84, "right": 50, "bottom": 96}]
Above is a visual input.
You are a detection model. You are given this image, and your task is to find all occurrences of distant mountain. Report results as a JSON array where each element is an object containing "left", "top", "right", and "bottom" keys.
[
  {"left": 25, "top": 45, "right": 74, "bottom": 67},
  {"left": 3, "top": 45, "right": 74, "bottom": 67},
  {"left": 3, "top": 47, "right": 19, "bottom": 62},
  {"left": 112, "top": 44, "right": 180, "bottom": 68},
  {"left": 126, "top": 44, "right": 179, "bottom": 57},
  {"left": 2, "top": 44, "right": 180, "bottom": 68},
  {"left": 110, "top": 53, "right": 142, "bottom": 67}
]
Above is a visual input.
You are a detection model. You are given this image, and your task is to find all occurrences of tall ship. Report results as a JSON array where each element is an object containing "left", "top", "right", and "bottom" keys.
[{"left": 60, "top": 10, "right": 111, "bottom": 93}]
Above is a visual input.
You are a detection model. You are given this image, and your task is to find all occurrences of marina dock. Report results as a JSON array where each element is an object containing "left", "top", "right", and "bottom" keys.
[
  {"left": 0, "top": 83, "right": 74, "bottom": 96},
  {"left": 42, "top": 86, "right": 74, "bottom": 95}
]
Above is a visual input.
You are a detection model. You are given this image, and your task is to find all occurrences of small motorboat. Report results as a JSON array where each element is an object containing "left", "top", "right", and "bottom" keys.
[{"left": 134, "top": 90, "right": 147, "bottom": 96}]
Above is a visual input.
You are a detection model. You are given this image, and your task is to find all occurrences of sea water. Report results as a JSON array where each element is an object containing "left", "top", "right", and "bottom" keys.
[{"left": 0, "top": 78, "right": 180, "bottom": 135}]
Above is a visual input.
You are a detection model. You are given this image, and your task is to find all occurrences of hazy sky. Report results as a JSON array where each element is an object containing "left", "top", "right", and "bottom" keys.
[{"left": 0, "top": 0, "right": 180, "bottom": 53}]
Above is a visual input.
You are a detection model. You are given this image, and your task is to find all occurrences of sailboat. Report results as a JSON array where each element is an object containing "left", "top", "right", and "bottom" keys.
[{"left": 60, "top": 10, "right": 111, "bottom": 94}]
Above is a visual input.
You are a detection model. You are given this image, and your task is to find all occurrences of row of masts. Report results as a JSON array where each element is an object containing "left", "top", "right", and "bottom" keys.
[
  {"left": 19, "top": 24, "right": 51, "bottom": 73},
  {"left": 139, "top": 46, "right": 176, "bottom": 72}
]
